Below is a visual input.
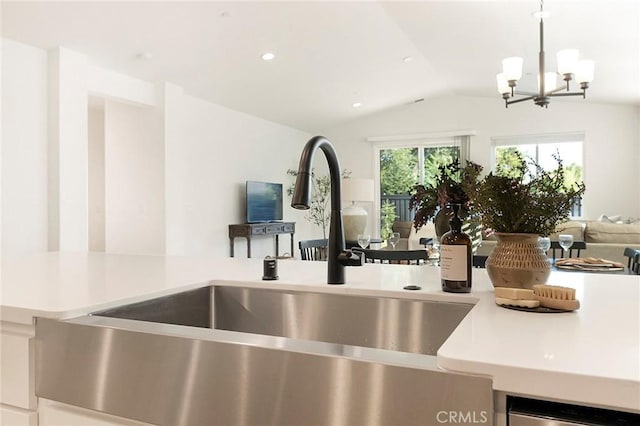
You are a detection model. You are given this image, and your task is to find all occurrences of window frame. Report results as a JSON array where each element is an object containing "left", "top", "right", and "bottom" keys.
[
  {"left": 369, "top": 131, "right": 474, "bottom": 237},
  {"left": 490, "top": 131, "right": 586, "bottom": 218}
]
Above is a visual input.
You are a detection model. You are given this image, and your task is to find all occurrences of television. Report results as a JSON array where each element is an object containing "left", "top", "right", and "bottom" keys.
[{"left": 246, "top": 181, "right": 283, "bottom": 223}]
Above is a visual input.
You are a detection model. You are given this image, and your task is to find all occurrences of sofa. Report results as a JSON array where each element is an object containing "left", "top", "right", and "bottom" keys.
[
  {"left": 390, "top": 221, "right": 415, "bottom": 250},
  {"left": 396, "top": 219, "right": 640, "bottom": 265},
  {"left": 475, "top": 220, "right": 640, "bottom": 265},
  {"left": 393, "top": 220, "right": 438, "bottom": 250}
]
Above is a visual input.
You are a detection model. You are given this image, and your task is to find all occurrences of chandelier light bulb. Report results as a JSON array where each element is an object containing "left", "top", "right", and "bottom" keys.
[
  {"left": 575, "top": 60, "right": 595, "bottom": 84},
  {"left": 502, "top": 57, "right": 524, "bottom": 81},
  {"left": 557, "top": 49, "right": 579, "bottom": 76},
  {"left": 496, "top": 73, "right": 510, "bottom": 95}
]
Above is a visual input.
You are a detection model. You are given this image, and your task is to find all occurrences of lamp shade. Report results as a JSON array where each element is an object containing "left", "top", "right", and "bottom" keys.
[
  {"left": 575, "top": 60, "right": 595, "bottom": 83},
  {"left": 502, "top": 57, "right": 523, "bottom": 81},
  {"left": 496, "top": 73, "right": 510, "bottom": 94},
  {"left": 557, "top": 49, "right": 579, "bottom": 75},
  {"left": 342, "top": 178, "right": 374, "bottom": 241},
  {"left": 342, "top": 178, "right": 374, "bottom": 202}
]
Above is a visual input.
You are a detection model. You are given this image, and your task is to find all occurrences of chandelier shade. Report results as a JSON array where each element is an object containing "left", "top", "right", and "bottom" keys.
[
  {"left": 557, "top": 49, "right": 579, "bottom": 76},
  {"left": 496, "top": 73, "right": 510, "bottom": 95},
  {"left": 502, "top": 57, "right": 524, "bottom": 81},
  {"left": 576, "top": 60, "right": 595, "bottom": 84},
  {"left": 497, "top": 0, "right": 594, "bottom": 108}
]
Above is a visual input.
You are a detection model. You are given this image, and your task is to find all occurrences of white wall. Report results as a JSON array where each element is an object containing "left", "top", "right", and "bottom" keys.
[
  {"left": 1, "top": 39, "right": 49, "bottom": 257},
  {"left": 87, "top": 59, "right": 161, "bottom": 254},
  {"left": 104, "top": 100, "right": 165, "bottom": 254},
  {"left": 164, "top": 84, "right": 312, "bottom": 258},
  {"left": 88, "top": 101, "right": 105, "bottom": 251},
  {"left": 0, "top": 44, "right": 2, "bottom": 261},
  {"left": 88, "top": 64, "right": 157, "bottom": 107},
  {"left": 1, "top": 39, "right": 317, "bottom": 259},
  {"left": 48, "top": 47, "right": 89, "bottom": 252},
  {"left": 325, "top": 94, "right": 640, "bottom": 221}
]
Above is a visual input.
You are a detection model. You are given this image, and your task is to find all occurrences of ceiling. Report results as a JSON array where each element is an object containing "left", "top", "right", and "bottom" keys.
[{"left": 2, "top": 0, "right": 639, "bottom": 133}]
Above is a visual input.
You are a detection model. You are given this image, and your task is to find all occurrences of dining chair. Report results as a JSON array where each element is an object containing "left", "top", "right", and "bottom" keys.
[
  {"left": 623, "top": 247, "right": 640, "bottom": 275},
  {"left": 298, "top": 239, "right": 328, "bottom": 261},
  {"left": 352, "top": 248, "right": 428, "bottom": 265},
  {"left": 473, "top": 255, "right": 488, "bottom": 268},
  {"left": 550, "top": 241, "right": 587, "bottom": 261},
  {"left": 419, "top": 237, "right": 434, "bottom": 247}
]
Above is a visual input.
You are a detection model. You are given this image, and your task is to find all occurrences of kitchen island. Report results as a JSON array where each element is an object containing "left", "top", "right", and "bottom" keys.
[{"left": 1, "top": 252, "right": 639, "bottom": 425}]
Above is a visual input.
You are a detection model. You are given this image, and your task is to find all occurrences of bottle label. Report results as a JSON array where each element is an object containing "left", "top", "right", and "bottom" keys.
[{"left": 440, "top": 245, "right": 468, "bottom": 281}]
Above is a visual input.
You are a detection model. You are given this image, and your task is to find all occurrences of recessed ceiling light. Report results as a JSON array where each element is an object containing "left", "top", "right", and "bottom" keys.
[
  {"left": 261, "top": 52, "right": 275, "bottom": 61},
  {"left": 403, "top": 56, "right": 414, "bottom": 62},
  {"left": 352, "top": 102, "right": 362, "bottom": 108}
]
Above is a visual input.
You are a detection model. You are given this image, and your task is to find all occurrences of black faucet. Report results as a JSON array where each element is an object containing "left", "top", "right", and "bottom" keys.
[{"left": 291, "top": 136, "right": 362, "bottom": 284}]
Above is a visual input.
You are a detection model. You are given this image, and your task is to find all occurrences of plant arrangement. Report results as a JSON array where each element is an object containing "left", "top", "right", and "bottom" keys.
[
  {"left": 466, "top": 152, "right": 586, "bottom": 236},
  {"left": 409, "top": 159, "right": 483, "bottom": 230},
  {"left": 286, "top": 168, "right": 350, "bottom": 239}
]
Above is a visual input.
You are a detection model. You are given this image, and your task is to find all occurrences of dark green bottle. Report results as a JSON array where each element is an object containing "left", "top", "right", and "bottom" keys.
[{"left": 440, "top": 204, "right": 472, "bottom": 293}]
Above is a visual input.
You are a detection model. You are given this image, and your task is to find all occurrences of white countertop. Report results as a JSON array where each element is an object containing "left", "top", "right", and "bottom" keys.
[{"left": 2, "top": 252, "right": 639, "bottom": 413}]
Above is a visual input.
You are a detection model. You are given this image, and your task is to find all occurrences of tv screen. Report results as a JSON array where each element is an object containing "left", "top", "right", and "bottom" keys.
[{"left": 246, "top": 181, "right": 283, "bottom": 223}]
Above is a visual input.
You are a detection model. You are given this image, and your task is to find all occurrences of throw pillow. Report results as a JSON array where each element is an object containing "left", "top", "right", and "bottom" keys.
[{"left": 598, "top": 214, "right": 622, "bottom": 223}]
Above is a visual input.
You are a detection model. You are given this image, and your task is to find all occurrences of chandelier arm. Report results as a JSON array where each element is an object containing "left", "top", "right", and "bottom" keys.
[
  {"left": 545, "top": 85, "right": 570, "bottom": 95},
  {"left": 513, "top": 90, "right": 539, "bottom": 97},
  {"left": 548, "top": 92, "right": 586, "bottom": 98},
  {"left": 506, "top": 95, "right": 536, "bottom": 105}
]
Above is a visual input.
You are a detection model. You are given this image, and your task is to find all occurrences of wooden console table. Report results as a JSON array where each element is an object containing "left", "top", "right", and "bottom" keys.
[{"left": 229, "top": 222, "right": 295, "bottom": 258}]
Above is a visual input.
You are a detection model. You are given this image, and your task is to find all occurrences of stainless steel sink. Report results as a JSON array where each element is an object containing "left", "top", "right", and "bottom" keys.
[
  {"left": 217, "top": 286, "right": 475, "bottom": 355},
  {"left": 92, "top": 285, "right": 472, "bottom": 356},
  {"left": 35, "top": 285, "right": 492, "bottom": 426}
]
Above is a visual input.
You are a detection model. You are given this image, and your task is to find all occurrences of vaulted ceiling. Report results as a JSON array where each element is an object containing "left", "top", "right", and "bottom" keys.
[{"left": 2, "top": 1, "right": 638, "bottom": 132}]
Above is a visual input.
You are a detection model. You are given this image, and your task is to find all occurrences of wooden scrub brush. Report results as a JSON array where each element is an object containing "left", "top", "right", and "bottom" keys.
[{"left": 532, "top": 284, "right": 580, "bottom": 311}]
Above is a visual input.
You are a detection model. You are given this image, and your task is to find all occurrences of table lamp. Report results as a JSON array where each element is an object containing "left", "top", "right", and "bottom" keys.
[{"left": 341, "top": 178, "right": 374, "bottom": 241}]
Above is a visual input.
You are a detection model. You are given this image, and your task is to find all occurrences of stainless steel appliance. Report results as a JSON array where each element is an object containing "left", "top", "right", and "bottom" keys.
[{"left": 508, "top": 396, "right": 640, "bottom": 425}]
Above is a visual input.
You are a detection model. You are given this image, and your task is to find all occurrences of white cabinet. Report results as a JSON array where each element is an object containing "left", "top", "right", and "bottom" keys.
[
  {"left": 0, "top": 404, "right": 38, "bottom": 426},
  {"left": 1, "top": 321, "right": 37, "bottom": 424}
]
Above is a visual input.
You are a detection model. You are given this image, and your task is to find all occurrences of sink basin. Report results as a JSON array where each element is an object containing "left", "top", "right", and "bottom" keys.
[
  {"left": 36, "top": 285, "right": 491, "bottom": 426},
  {"left": 215, "top": 286, "right": 473, "bottom": 355},
  {"left": 93, "top": 285, "right": 473, "bottom": 356}
]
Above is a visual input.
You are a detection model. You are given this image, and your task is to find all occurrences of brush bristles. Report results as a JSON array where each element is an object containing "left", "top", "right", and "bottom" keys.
[
  {"left": 531, "top": 285, "right": 580, "bottom": 311},
  {"left": 533, "top": 284, "right": 576, "bottom": 300}
]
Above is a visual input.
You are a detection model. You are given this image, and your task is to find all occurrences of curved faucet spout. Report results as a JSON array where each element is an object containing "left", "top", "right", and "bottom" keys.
[{"left": 292, "top": 136, "right": 359, "bottom": 284}]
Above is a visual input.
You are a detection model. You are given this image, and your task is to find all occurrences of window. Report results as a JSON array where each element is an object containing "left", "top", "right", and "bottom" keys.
[
  {"left": 492, "top": 132, "right": 584, "bottom": 217},
  {"left": 379, "top": 145, "right": 460, "bottom": 223},
  {"left": 370, "top": 132, "right": 472, "bottom": 237}
]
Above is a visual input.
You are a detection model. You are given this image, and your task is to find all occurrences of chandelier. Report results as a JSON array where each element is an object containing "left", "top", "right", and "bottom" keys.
[{"left": 496, "top": 0, "right": 594, "bottom": 108}]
